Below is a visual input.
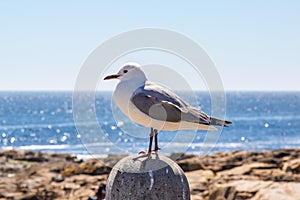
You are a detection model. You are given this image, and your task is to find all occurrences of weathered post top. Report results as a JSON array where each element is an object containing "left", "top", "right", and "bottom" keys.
[{"left": 106, "top": 153, "right": 190, "bottom": 200}]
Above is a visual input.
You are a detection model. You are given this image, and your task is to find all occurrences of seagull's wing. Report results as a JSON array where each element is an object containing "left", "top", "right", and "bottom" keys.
[
  {"left": 131, "top": 91, "right": 182, "bottom": 122},
  {"left": 131, "top": 81, "right": 211, "bottom": 125}
]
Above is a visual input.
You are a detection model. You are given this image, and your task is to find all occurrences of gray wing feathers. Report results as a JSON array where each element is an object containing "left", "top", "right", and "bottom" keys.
[
  {"left": 182, "top": 106, "right": 211, "bottom": 125},
  {"left": 130, "top": 92, "right": 182, "bottom": 122},
  {"left": 131, "top": 82, "right": 212, "bottom": 125}
]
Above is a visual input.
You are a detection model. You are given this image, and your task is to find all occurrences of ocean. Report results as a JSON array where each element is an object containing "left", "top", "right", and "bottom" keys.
[{"left": 0, "top": 91, "right": 299, "bottom": 158}]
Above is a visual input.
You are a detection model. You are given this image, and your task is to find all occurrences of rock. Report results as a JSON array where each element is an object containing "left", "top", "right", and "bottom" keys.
[
  {"left": 252, "top": 182, "right": 300, "bottom": 200},
  {"left": 185, "top": 169, "right": 214, "bottom": 198},
  {"left": 62, "top": 165, "right": 76, "bottom": 177},
  {"left": 177, "top": 157, "right": 206, "bottom": 171},
  {"left": 224, "top": 180, "right": 272, "bottom": 194},
  {"left": 235, "top": 191, "right": 255, "bottom": 199},
  {"left": 62, "top": 159, "right": 110, "bottom": 176},
  {"left": 53, "top": 174, "right": 64, "bottom": 182},
  {"left": 213, "top": 180, "right": 300, "bottom": 200},
  {"left": 209, "top": 186, "right": 236, "bottom": 200},
  {"left": 15, "top": 151, "right": 48, "bottom": 162},
  {"left": 77, "top": 159, "right": 110, "bottom": 175},
  {"left": 63, "top": 183, "right": 80, "bottom": 190},
  {"left": 106, "top": 153, "right": 190, "bottom": 200},
  {"left": 218, "top": 162, "right": 277, "bottom": 176},
  {"left": 1, "top": 148, "right": 300, "bottom": 200},
  {"left": 70, "top": 174, "right": 105, "bottom": 187},
  {"left": 19, "top": 193, "right": 41, "bottom": 200},
  {"left": 0, "top": 149, "right": 20, "bottom": 159},
  {"left": 283, "top": 159, "right": 300, "bottom": 174},
  {"left": 209, "top": 180, "right": 270, "bottom": 200}
]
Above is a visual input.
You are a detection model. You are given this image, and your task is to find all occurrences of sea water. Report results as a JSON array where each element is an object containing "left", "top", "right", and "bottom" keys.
[{"left": 0, "top": 91, "right": 299, "bottom": 158}]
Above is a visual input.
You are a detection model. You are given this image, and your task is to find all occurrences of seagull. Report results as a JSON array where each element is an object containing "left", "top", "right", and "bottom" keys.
[{"left": 104, "top": 63, "right": 232, "bottom": 153}]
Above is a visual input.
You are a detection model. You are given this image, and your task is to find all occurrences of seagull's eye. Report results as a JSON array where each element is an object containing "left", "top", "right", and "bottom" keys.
[{"left": 123, "top": 70, "right": 128, "bottom": 73}]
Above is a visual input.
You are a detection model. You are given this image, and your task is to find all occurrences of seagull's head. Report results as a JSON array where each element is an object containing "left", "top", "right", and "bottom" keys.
[{"left": 104, "top": 62, "right": 147, "bottom": 82}]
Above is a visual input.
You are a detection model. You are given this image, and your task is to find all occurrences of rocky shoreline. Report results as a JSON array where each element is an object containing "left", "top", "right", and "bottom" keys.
[{"left": 0, "top": 149, "right": 300, "bottom": 200}]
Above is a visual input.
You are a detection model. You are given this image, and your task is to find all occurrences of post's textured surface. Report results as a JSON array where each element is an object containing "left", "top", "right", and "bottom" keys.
[{"left": 106, "top": 153, "right": 190, "bottom": 200}]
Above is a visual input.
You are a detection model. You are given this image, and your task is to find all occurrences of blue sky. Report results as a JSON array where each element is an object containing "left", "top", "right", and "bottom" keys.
[{"left": 0, "top": 1, "right": 299, "bottom": 91}]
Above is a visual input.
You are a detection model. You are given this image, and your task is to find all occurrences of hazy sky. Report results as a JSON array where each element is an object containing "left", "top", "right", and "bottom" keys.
[{"left": 0, "top": 1, "right": 299, "bottom": 91}]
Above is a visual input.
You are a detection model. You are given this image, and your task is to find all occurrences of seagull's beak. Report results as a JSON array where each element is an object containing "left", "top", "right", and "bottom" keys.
[{"left": 103, "top": 74, "right": 120, "bottom": 80}]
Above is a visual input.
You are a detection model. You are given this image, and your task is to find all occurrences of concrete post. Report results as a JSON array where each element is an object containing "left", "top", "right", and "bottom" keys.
[{"left": 106, "top": 153, "right": 190, "bottom": 200}]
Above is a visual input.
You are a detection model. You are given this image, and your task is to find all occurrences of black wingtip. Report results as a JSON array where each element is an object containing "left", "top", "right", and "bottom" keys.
[
  {"left": 225, "top": 120, "right": 233, "bottom": 125},
  {"left": 223, "top": 120, "right": 233, "bottom": 128},
  {"left": 210, "top": 117, "right": 233, "bottom": 127}
]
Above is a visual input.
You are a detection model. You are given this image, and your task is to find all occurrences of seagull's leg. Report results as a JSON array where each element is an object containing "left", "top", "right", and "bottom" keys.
[
  {"left": 148, "top": 128, "right": 154, "bottom": 153},
  {"left": 138, "top": 128, "right": 154, "bottom": 154},
  {"left": 154, "top": 129, "right": 160, "bottom": 151}
]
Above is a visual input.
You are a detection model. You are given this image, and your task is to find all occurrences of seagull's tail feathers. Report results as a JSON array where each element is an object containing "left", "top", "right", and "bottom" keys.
[{"left": 210, "top": 117, "right": 233, "bottom": 127}]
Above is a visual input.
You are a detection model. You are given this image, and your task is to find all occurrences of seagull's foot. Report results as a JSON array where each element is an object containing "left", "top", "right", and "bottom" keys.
[
  {"left": 138, "top": 150, "right": 151, "bottom": 154},
  {"left": 154, "top": 147, "right": 161, "bottom": 152},
  {"left": 138, "top": 149, "right": 160, "bottom": 154}
]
